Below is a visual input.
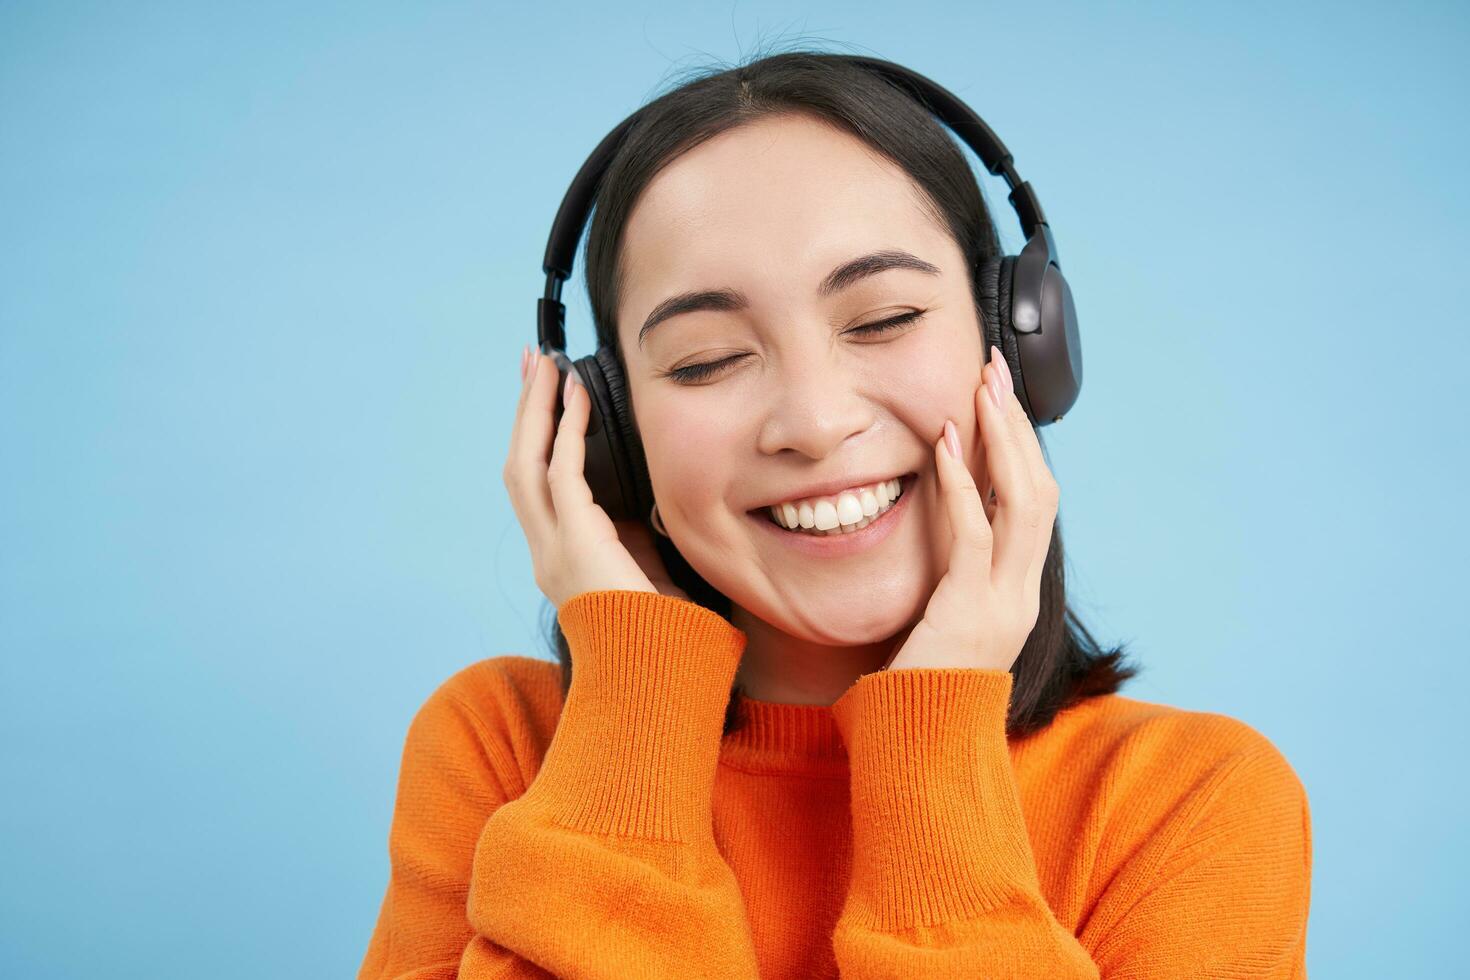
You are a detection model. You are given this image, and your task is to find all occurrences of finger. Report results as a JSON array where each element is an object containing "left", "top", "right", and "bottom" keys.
[
  {"left": 1012, "top": 410, "right": 1060, "bottom": 603},
  {"left": 990, "top": 351, "right": 1061, "bottom": 596},
  {"left": 506, "top": 350, "right": 557, "bottom": 536},
  {"left": 978, "top": 348, "right": 1039, "bottom": 592},
  {"left": 516, "top": 343, "right": 531, "bottom": 406},
  {"left": 1020, "top": 446, "right": 1059, "bottom": 602},
  {"left": 545, "top": 370, "right": 600, "bottom": 533},
  {"left": 1011, "top": 390, "right": 1060, "bottom": 526},
  {"left": 507, "top": 345, "right": 538, "bottom": 461},
  {"left": 510, "top": 345, "right": 542, "bottom": 428},
  {"left": 934, "top": 415, "right": 992, "bottom": 584},
  {"left": 504, "top": 345, "right": 536, "bottom": 493}
]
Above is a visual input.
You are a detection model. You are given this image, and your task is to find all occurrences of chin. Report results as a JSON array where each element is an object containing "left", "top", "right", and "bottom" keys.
[{"left": 731, "top": 579, "right": 927, "bottom": 647}]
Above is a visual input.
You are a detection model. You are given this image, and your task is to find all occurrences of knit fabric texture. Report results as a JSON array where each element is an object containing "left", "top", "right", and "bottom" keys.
[{"left": 358, "top": 589, "right": 1311, "bottom": 978}]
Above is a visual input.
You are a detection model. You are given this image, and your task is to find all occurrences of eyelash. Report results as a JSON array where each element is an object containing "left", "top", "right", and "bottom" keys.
[{"left": 664, "top": 310, "right": 926, "bottom": 385}]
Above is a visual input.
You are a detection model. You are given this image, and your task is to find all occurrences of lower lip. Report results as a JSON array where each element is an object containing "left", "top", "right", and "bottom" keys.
[{"left": 747, "top": 473, "right": 918, "bottom": 558}]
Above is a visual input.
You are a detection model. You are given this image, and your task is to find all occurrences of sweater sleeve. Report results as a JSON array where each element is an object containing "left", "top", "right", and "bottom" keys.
[
  {"left": 827, "top": 667, "right": 1312, "bottom": 979},
  {"left": 356, "top": 670, "right": 526, "bottom": 979},
  {"left": 356, "top": 589, "right": 763, "bottom": 979}
]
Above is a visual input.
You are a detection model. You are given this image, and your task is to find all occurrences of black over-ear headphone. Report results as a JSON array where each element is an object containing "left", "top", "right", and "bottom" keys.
[{"left": 535, "top": 55, "right": 1083, "bottom": 526}]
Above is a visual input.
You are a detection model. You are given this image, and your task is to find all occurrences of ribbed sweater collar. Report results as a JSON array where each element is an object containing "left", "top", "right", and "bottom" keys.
[{"left": 720, "top": 690, "right": 850, "bottom": 776}]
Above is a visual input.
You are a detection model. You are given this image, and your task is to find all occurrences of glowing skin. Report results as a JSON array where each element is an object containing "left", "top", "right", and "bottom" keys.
[{"left": 616, "top": 112, "right": 989, "bottom": 706}]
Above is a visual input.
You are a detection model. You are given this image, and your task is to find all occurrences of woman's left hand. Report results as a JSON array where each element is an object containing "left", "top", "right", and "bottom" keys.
[{"left": 884, "top": 345, "right": 1061, "bottom": 673}]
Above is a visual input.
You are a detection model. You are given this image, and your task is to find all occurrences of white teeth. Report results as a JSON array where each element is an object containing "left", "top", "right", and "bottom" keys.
[{"left": 766, "top": 476, "right": 907, "bottom": 534}]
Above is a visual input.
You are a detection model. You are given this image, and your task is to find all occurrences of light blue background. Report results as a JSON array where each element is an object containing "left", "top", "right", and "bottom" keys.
[{"left": 2, "top": 2, "right": 1465, "bottom": 976}]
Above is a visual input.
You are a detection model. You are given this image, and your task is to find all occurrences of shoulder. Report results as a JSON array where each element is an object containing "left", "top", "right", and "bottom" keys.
[
  {"left": 1039, "top": 693, "right": 1312, "bottom": 942},
  {"left": 1028, "top": 690, "right": 1310, "bottom": 826},
  {"left": 402, "top": 655, "right": 566, "bottom": 800},
  {"left": 1016, "top": 693, "right": 1312, "bottom": 959},
  {"left": 426, "top": 654, "right": 564, "bottom": 724}
]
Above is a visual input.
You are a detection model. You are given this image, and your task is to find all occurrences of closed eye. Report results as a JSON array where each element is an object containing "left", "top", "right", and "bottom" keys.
[
  {"left": 848, "top": 308, "right": 925, "bottom": 337},
  {"left": 663, "top": 309, "right": 926, "bottom": 385}
]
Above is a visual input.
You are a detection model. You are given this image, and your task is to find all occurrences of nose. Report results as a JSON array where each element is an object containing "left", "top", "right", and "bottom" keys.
[{"left": 753, "top": 351, "right": 877, "bottom": 460}]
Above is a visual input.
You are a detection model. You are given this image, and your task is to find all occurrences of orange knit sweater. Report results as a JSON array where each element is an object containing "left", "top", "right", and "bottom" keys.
[{"left": 358, "top": 589, "right": 1312, "bottom": 979}]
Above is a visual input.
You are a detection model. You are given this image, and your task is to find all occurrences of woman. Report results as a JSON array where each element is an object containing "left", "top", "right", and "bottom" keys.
[{"left": 358, "top": 51, "right": 1311, "bottom": 979}]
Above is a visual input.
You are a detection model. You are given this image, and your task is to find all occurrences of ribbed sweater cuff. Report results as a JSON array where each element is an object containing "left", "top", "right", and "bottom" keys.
[
  {"left": 521, "top": 589, "right": 747, "bottom": 844},
  {"left": 831, "top": 667, "right": 1041, "bottom": 930}
]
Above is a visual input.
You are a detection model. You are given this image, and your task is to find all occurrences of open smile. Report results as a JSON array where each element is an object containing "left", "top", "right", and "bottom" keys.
[{"left": 745, "top": 472, "right": 919, "bottom": 558}]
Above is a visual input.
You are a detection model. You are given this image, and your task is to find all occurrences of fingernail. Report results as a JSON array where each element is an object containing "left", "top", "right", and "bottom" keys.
[
  {"left": 520, "top": 344, "right": 530, "bottom": 381},
  {"left": 943, "top": 418, "right": 960, "bottom": 459},
  {"left": 991, "top": 344, "right": 1013, "bottom": 396},
  {"left": 988, "top": 377, "right": 1004, "bottom": 412}
]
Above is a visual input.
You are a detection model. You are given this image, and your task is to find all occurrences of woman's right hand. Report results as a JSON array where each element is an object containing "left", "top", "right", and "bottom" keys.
[{"left": 503, "top": 347, "right": 689, "bottom": 610}]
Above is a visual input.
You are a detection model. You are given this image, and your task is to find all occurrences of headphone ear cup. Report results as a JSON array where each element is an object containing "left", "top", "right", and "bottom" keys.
[
  {"left": 976, "top": 254, "right": 1005, "bottom": 359},
  {"left": 977, "top": 253, "right": 1035, "bottom": 423},
  {"left": 557, "top": 351, "right": 631, "bottom": 523},
  {"left": 585, "top": 345, "right": 652, "bottom": 524}
]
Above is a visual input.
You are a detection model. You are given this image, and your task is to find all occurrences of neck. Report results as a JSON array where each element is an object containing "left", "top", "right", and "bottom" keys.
[{"left": 729, "top": 604, "right": 916, "bottom": 706}]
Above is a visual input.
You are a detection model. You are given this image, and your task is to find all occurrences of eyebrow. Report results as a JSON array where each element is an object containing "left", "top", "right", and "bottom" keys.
[{"left": 636, "top": 248, "right": 942, "bottom": 349}]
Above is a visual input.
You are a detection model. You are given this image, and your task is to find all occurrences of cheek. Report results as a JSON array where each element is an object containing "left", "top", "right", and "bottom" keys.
[
  {"left": 884, "top": 330, "right": 984, "bottom": 447},
  {"left": 637, "top": 405, "right": 734, "bottom": 521}
]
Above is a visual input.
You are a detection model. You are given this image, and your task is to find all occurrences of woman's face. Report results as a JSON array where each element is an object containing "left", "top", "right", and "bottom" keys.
[{"left": 616, "top": 112, "right": 987, "bottom": 647}]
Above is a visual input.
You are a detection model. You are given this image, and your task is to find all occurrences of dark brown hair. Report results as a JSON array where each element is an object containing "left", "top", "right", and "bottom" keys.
[{"left": 537, "top": 47, "right": 1140, "bottom": 738}]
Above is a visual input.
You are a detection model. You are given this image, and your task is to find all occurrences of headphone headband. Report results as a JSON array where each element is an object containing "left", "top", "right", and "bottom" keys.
[{"left": 538, "top": 54, "right": 1054, "bottom": 353}]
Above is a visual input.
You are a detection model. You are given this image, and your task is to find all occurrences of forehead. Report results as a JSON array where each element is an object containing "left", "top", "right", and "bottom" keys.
[{"left": 618, "top": 113, "right": 944, "bottom": 320}]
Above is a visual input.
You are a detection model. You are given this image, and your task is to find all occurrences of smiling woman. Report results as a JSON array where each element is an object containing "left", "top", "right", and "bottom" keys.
[
  {"left": 576, "top": 54, "right": 1119, "bottom": 728},
  {"left": 358, "top": 49, "right": 1311, "bottom": 980}
]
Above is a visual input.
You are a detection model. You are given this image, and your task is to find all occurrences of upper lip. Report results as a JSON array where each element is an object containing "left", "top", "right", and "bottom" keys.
[{"left": 748, "top": 470, "right": 913, "bottom": 511}]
